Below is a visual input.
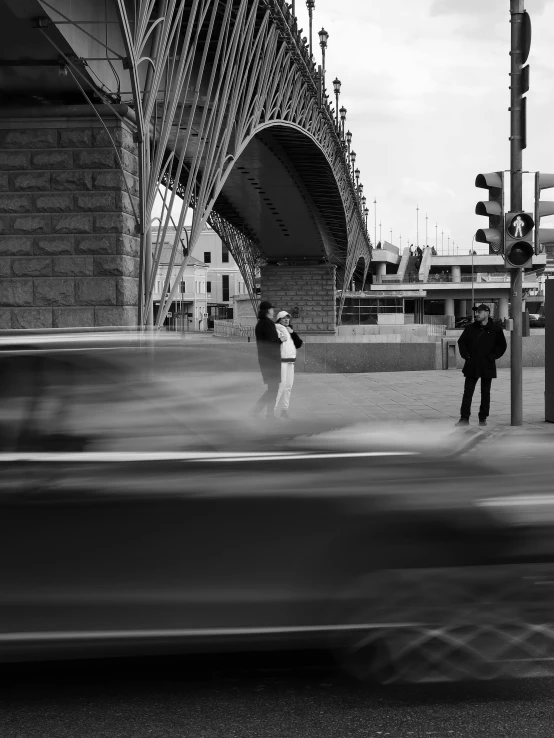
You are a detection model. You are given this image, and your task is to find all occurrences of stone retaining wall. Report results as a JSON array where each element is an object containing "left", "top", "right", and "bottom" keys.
[{"left": 0, "top": 107, "right": 139, "bottom": 329}]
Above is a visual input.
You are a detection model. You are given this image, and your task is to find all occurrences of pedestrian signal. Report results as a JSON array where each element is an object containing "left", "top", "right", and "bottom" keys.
[
  {"left": 504, "top": 212, "right": 534, "bottom": 268},
  {"left": 475, "top": 172, "right": 504, "bottom": 254}
]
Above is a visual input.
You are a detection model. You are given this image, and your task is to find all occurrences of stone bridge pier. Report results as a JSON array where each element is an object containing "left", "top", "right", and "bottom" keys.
[
  {"left": 0, "top": 106, "right": 139, "bottom": 330},
  {"left": 259, "top": 264, "right": 336, "bottom": 334}
]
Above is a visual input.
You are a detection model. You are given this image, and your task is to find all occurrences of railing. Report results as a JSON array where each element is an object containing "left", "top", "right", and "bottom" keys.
[
  {"left": 379, "top": 271, "right": 541, "bottom": 285},
  {"left": 213, "top": 320, "right": 255, "bottom": 339}
]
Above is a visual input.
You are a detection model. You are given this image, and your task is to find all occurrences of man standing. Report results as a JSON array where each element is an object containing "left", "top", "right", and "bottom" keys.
[
  {"left": 456, "top": 304, "right": 507, "bottom": 426},
  {"left": 252, "top": 300, "right": 284, "bottom": 419}
]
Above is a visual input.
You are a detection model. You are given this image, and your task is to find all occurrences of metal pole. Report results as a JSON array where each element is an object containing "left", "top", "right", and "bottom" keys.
[
  {"left": 441, "top": 229, "right": 444, "bottom": 254},
  {"left": 425, "top": 214, "right": 428, "bottom": 246},
  {"left": 435, "top": 223, "right": 438, "bottom": 250},
  {"left": 321, "top": 48, "right": 325, "bottom": 99},
  {"left": 379, "top": 222, "right": 382, "bottom": 243},
  {"left": 308, "top": 5, "right": 313, "bottom": 58},
  {"left": 510, "top": 0, "right": 525, "bottom": 425},
  {"left": 416, "top": 204, "right": 419, "bottom": 248},
  {"left": 471, "top": 237, "right": 475, "bottom": 310},
  {"left": 374, "top": 197, "right": 377, "bottom": 248}
]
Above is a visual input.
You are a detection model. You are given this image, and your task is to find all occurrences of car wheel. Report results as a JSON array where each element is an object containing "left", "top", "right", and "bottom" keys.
[{"left": 334, "top": 569, "right": 527, "bottom": 685}]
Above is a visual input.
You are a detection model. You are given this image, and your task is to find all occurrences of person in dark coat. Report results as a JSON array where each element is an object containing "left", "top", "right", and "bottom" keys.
[
  {"left": 457, "top": 304, "right": 507, "bottom": 426},
  {"left": 252, "top": 300, "right": 284, "bottom": 419}
]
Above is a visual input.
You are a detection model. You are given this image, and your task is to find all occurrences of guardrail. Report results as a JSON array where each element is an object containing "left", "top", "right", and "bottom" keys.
[
  {"left": 378, "top": 271, "right": 542, "bottom": 285},
  {"left": 213, "top": 320, "right": 255, "bottom": 339}
]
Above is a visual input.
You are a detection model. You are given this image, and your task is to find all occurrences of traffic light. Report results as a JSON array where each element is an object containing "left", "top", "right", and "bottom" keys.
[
  {"left": 534, "top": 172, "right": 554, "bottom": 256},
  {"left": 504, "top": 212, "right": 534, "bottom": 268},
  {"left": 475, "top": 172, "right": 504, "bottom": 254}
]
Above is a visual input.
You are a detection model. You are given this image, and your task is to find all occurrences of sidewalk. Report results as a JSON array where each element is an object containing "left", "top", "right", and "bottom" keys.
[{"left": 289, "top": 368, "right": 548, "bottom": 430}]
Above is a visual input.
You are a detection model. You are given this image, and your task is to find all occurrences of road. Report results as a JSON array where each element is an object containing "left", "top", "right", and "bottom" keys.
[{"left": 2, "top": 652, "right": 554, "bottom": 738}]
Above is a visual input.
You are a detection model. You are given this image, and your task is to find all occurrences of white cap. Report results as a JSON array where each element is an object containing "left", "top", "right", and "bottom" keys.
[{"left": 275, "top": 311, "right": 290, "bottom": 321}]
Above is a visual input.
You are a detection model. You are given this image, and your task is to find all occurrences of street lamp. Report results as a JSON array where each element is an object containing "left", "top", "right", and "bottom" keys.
[
  {"left": 349, "top": 150, "right": 356, "bottom": 179},
  {"left": 333, "top": 78, "right": 341, "bottom": 127},
  {"left": 355, "top": 168, "right": 360, "bottom": 188},
  {"left": 345, "top": 130, "right": 352, "bottom": 160},
  {"left": 373, "top": 197, "right": 377, "bottom": 248},
  {"left": 339, "top": 106, "right": 346, "bottom": 137},
  {"left": 306, "top": 0, "right": 315, "bottom": 58},
  {"left": 319, "top": 27, "right": 328, "bottom": 96},
  {"left": 364, "top": 207, "right": 369, "bottom": 230},
  {"left": 361, "top": 195, "right": 367, "bottom": 210}
]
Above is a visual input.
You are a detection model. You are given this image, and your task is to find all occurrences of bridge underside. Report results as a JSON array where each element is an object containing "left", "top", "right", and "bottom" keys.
[{"left": 214, "top": 127, "right": 347, "bottom": 264}]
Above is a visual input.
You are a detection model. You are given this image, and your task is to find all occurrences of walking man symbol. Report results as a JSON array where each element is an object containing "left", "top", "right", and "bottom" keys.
[{"left": 512, "top": 215, "right": 525, "bottom": 238}]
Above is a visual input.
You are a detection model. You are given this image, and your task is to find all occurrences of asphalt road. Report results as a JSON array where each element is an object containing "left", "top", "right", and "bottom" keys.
[{"left": 2, "top": 652, "right": 554, "bottom": 738}]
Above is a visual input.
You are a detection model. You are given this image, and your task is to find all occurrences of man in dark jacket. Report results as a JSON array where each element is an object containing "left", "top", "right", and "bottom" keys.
[
  {"left": 457, "top": 304, "right": 507, "bottom": 426},
  {"left": 252, "top": 300, "right": 283, "bottom": 418}
]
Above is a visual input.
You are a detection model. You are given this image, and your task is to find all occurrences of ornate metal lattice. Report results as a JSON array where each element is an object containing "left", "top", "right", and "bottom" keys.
[{"left": 39, "top": 0, "right": 372, "bottom": 326}]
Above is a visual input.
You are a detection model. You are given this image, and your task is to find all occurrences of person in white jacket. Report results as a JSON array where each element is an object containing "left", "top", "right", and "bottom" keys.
[{"left": 274, "top": 311, "right": 303, "bottom": 419}]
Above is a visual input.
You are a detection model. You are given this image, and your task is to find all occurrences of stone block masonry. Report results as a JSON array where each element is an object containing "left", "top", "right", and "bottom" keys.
[
  {"left": 260, "top": 264, "right": 336, "bottom": 334},
  {"left": 0, "top": 106, "right": 139, "bottom": 329}
]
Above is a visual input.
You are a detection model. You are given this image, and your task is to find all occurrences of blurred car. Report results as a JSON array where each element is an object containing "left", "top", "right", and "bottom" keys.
[
  {"left": 529, "top": 313, "right": 545, "bottom": 328},
  {"left": 1, "top": 329, "right": 554, "bottom": 685}
]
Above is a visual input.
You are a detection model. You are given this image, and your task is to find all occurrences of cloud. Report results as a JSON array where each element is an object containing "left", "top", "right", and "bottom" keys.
[{"left": 430, "top": 0, "right": 547, "bottom": 16}]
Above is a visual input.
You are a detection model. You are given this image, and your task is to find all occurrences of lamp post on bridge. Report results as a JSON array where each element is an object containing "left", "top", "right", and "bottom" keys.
[
  {"left": 358, "top": 182, "right": 363, "bottom": 205},
  {"left": 339, "top": 107, "right": 346, "bottom": 137},
  {"left": 364, "top": 207, "right": 369, "bottom": 231},
  {"left": 318, "top": 28, "right": 328, "bottom": 99},
  {"left": 306, "top": 0, "right": 315, "bottom": 58},
  {"left": 355, "top": 168, "right": 360, "bottom": 190},
  {"left": 350, "top": 150, "right": 356, "bottom": 181},
  {"left": 346, "top": 129, "right": 352, "bottom": 160},
  {"left": 333, "top": 78, "right": 341, "bottom": 128},
  {"left": 374, "top": 197, "right": 377, "bottom": 248}
]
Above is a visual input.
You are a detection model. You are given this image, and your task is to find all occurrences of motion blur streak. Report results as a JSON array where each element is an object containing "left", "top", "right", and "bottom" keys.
[{"left": 2, "top": 330, "right": 554, "bottom": 684}]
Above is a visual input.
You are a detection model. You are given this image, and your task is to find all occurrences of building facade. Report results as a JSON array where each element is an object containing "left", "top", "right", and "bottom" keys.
[
  {"left": 152, "top": 226, "right": 246, "bottom": 329},
  {"left": 342, "top": 244, "right": 546, "bottom": 326}
]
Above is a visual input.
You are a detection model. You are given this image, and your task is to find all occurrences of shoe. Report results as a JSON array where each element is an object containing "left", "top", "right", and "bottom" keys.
[
  {"left": 280, "top": 409, "right": 290, "bottom": 419},
  {"left": 456, "top": 418, "right": 470, "bottom": 426},
  {"left": 479, "top": 418, "right": 487, "bottom": 427}
]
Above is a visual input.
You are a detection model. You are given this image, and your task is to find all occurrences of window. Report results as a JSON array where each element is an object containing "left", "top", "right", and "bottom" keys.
[
  {"left": 222, "top": 250, "right": 229, "bottom": 263},
  {"left": 203, "top": 252, "right": 211, "bottom": 264},
  {"left": 222, "top": 274, "right": 229, "bottom": 302},
  {"left": 180, "top": 281, "right": 186, "bottom": 293},
  {"left": 207, "top": 281, "right": 212, "bottom": 293}
]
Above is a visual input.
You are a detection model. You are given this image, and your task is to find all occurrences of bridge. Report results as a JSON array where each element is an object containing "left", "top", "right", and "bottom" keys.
[{"left": 0, "top": 0, "right": 371, "bottom": 333}]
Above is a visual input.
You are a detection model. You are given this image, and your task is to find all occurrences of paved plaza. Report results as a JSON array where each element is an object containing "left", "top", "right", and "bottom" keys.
[{"left": 288, "top": 368, "right": 547, "bottom": 430}]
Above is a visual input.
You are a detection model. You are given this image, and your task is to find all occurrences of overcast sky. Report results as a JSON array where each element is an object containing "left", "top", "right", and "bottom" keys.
[{"left": 298, "top": 0, "right": 554, "bottom": 254}]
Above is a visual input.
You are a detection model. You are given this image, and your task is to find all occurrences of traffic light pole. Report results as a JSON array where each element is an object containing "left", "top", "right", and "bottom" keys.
[{"left": 510, "top": 0, "right": 525, "bottom": 426}]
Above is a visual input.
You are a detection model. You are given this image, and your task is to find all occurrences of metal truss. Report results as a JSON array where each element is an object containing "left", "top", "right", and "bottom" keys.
[{"left": 39, "top": 0, "right": 372, "bottom": 327}]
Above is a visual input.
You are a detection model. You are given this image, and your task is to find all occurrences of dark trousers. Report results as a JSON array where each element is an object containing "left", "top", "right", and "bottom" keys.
[
  {"left": 460, "top": 376, "right": 492, "bottom": 420},
  {"left": 253, "top": 379, "right": 280, "bottom": 415}
]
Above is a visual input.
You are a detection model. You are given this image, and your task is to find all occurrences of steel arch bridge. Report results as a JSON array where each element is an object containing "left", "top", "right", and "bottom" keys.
[{"left": 22, "top": 0, "right": 372, "bottom": 327}]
